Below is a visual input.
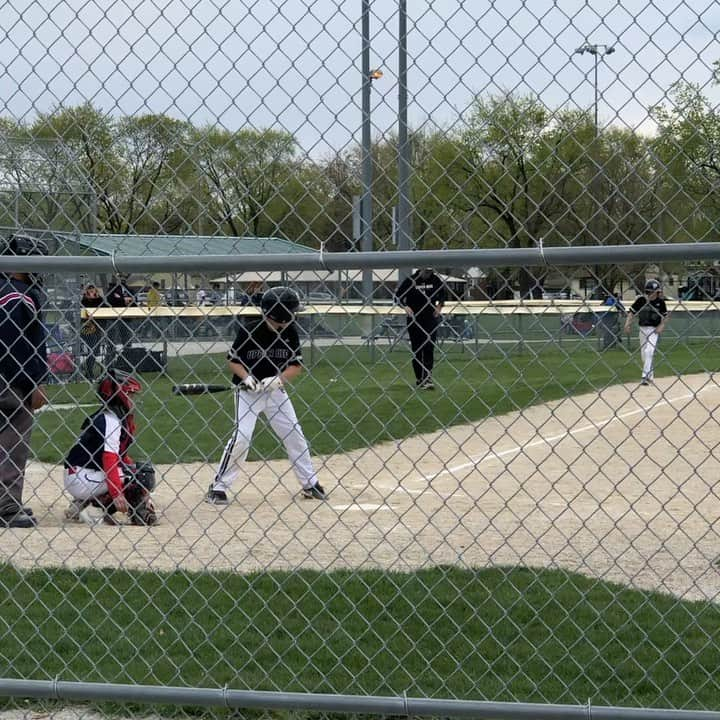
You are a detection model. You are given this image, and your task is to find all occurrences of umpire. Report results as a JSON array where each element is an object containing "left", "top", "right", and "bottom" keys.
[
  {"left": 395, "top": 268, "right": 446, "bottom": 390},
  {"left": 0, "top": 234, "right": 49, "bottom": 528}
]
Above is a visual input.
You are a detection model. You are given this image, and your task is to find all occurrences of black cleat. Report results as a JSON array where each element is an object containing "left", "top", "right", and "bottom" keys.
[
  {"left": 301, "top": 482, "right": 327, "bottom": 501},
  {"left": 0, "top": 510, "right": 37, "bottom": 528},
  {"left": 205, "top": 485, "right": 229, "bottom": 505}
]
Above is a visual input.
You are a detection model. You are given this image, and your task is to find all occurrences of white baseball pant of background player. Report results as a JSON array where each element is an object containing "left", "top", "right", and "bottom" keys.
[
  {"left": 638, "top": 326, "right": 659, "bottom": 380},
  {"left": 213, "top": 386, "right": 319, "bottom": 493}
]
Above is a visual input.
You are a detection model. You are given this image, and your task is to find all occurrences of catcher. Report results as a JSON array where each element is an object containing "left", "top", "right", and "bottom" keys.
[{"left": 63, "top": 367, "right": 158, "bottom": 525}]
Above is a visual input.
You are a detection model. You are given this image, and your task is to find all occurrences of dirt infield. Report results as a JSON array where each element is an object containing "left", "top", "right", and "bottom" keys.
[{"left": 2, "top": 372, "right": 719, "bottom": 602}]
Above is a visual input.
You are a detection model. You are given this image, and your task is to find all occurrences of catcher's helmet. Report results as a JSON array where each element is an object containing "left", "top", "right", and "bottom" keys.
[
  {"left": 261, "top": 286, "right": 302, "bottom": 323},
  {"left": 644, "top": 279, "right": 661, "bottom": 293},
  {"left": 126, "top": 461, "right": 156, "bottom": 492},
  {"left": 98, "top": 368, "right": 142, "bottom": 415}
]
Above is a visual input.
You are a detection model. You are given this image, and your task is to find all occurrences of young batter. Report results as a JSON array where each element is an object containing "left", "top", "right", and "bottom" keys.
[
  {"left": 206, "top": 287, "right": 326, "bottom": 504},
  {"left": 624, "top": 279, "right": 669, "bottom": 386}
]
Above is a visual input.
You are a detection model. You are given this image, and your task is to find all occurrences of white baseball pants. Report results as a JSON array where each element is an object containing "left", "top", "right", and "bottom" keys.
[
  {"left": 639, "top": 326, "right": 659, "bottom": 380},
  {"left": 65, "top": 467, "right": 109, "bottom": 501},
  {"left": 212, "top": 386, "right": 318, "bottom": 492}
]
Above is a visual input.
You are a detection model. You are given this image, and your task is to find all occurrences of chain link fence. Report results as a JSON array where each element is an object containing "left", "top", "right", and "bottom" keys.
[{"left": 2, "top": 1, "right": 720, "bottom": 719}]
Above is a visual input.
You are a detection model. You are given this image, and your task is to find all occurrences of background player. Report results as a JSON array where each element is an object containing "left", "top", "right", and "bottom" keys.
[
  {"left": 206, "top": 286, "right": 326, "bottom": 504},
  {"left": 64, "top": 368, "right": 158, "bottom": 525},
  {"left": 624, "top": 279, "right": 669, "bottom": 386},
  {"left": 395, "top": 267, "right": 446, "bottom": 389}
]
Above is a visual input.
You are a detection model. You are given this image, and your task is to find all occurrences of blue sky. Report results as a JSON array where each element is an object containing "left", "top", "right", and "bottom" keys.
[{"left": 0, "top": 0, "right": 718, "bottom": 157}]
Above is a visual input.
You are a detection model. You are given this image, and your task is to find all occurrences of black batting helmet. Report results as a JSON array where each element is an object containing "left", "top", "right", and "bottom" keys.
[
  {"left": 261, "top": 286, "right": 302, "bottom": 323},
  {"left": 2, "top": 233, "right": 49, "bottom": 257},
  {"left": 644, "top": 279, "right": 661, "bottom": 293}
]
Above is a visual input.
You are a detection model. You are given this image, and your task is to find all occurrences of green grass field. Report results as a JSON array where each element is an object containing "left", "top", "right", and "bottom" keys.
[
  {"left": 6, "top": 337, "right": 720, "bottom": 715},
  {"left": 34, "top": 338, "right": 720, "bottom": 464},
  {"left": 1, "top": 564, "right": 718, "bottom": 714}
]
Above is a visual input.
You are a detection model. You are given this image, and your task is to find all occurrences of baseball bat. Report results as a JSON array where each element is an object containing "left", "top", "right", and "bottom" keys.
[{"left": 172, "top": 383, "right": 231, "bottom": 395}]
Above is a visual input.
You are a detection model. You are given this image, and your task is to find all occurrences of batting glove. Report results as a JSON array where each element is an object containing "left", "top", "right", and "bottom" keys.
[
  {"left": 259, "top": 376, "right": 283, "bottom": 392},
  {"left": 240, "top": 375, "right": 260, "bottom": 392}
]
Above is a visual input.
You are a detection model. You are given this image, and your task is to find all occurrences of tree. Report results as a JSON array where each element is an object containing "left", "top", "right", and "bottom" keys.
[
  {"left": 192, "top": 126, "right": 297, "bottom": 237},
  {"left": 114, "top": 114, "right": 195, "bottom": 234},
  {"left": 30, "top": 103, "right": 119, "bottom": 232},
  {"left": 457, "top": 93, "right": 571, "bottom": 294},
  {"left": 651, "top": 80, "right": 720, "bottom": 242}
]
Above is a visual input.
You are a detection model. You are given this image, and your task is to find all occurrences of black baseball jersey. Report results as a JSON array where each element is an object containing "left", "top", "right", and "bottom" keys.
[
  {"left": 395, "top": 271, "right": 446, "bottom": 320},
  {"left": 629, "top": 296, "right": 668, "bottom": 327},
  {"left": 228, "top": 318, "right": 302, "bottom": 384}
]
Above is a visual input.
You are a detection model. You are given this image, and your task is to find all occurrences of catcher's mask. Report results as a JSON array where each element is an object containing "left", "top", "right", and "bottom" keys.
[
  {"left": 644, "top": 279, "right": 661, "bottom": 293},
  {"left": 2, "top": 233, "right": 49, "bottom": 286},
  {"left": 261, "top": 286, "right": 302, "bottom": 324},
  {"left": 97, "top": 368, "right": 142, "bottom": 415}
]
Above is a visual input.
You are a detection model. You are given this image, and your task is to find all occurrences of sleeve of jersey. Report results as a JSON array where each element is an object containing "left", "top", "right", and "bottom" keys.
[
  {"left": 227, "top": 325, "right": 249, "bottom": 364},
  {"left": 432, "top": 279, "right": 447, "bottom": 305},
  {"left": 102, "top": 452, "right": 124, "bottom": 498},
  {"left": 395, "top": 278, "right": 410, "bottom": 305},
  {"left": 7, "top": 296, "right": 48, "bottom": 390},
  {"left": 287, "top": 327, "right": 302, "bottom": 366},
  {"left": 101, "top": 414, "right": 124, "bottom": 498}
]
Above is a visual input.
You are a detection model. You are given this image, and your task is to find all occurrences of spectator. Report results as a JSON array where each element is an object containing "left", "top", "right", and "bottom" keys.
[
  {"left": 105, "top": 275, "right": 134, "bottom": 364},
  {"left": 196, "top": 286, "right": 208, "bottom": 306},
  {"left": 146, "top": 281, "right": 162, "bottom": 308},
  {"left": 142, "top": 281, "right": 163, "bottom": 340},
  {"left": 80, "top": 284, "right": 104, "bottom": 380}
]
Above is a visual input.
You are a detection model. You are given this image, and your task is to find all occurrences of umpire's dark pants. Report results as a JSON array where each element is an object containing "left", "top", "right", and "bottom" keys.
[
  {"left": 407, "top": 315, "right": 439, "bottom": 384},
  {"left": 0, "top": 386, "right": 35, "bottom": 517}
]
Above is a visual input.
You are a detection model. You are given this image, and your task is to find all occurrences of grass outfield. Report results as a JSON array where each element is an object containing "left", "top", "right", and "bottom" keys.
[
  {"left": 34, "top": 340, "right": 720, "bottom": 464},
  {"left": 0, "top": 564, "right": 717, "bottom": 714}
]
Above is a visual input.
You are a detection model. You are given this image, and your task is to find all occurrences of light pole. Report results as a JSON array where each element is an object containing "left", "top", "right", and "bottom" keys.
[
  {"left": 361, "top": 0, "right": 382, "bottom": 303},
  {"left": 397, "top": 0, "right": 411, "bottom": 282},
  {"left": 574, "top": 42, "right": 616, "bottom": 266},
  {"left": 574, "top": 42, "right": 615, "bottom": 136}
]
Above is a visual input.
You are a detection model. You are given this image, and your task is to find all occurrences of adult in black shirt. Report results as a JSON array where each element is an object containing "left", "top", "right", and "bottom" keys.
[
  {"left": 395, "top": 268, "right": 446, "bottom": 389},
  {"left": 624, "top": 279, "right": 669, "bottom": 386}
]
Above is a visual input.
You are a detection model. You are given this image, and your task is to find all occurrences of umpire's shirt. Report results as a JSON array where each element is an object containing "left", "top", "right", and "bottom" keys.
[
  {"left": 629, "top": 295, "right": 668, "bottom": 328},
  {"left": 395, "top": 271, "right": 447, "bottom": 324},
  {"left": 0, "top": 275, "right": 48, "bottom": 398},
  {"left": 228, "top": 318, "right": 301, "bottom": 383}
]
